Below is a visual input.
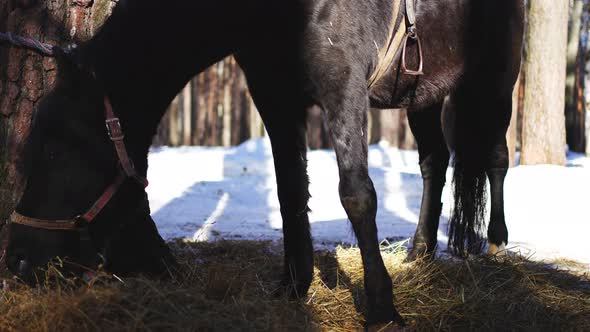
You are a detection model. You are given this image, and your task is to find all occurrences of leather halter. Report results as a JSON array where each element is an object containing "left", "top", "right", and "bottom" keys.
[
  {"left": 368, "top": 0, "right": 424, "bottom": 89},
  {"left": 9, "top": 96, "right": 148, "bottom": 231}
]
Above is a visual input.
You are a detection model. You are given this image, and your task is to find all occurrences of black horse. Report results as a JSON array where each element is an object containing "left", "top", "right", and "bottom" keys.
[{"left": 5, "top": 0, "right": 524, "bottom": 327}]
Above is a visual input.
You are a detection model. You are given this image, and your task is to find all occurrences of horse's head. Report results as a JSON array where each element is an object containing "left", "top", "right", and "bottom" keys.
[{"left": 5, "top": 48, "right": 175, "bottom": 283}]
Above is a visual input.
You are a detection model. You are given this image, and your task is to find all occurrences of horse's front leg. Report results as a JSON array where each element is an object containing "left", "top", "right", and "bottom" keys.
[
  {"left": 236, "top": 53, "right": 314, "bottom": 297},
  {"left": 485, "top": 96, "right": 512, "bottom": 256},
  {"left": 322, "top": 81, "right": 404, "bottom": 327},
  {"left": 264, "top": 116, "right": 314, "bottom": 297}
]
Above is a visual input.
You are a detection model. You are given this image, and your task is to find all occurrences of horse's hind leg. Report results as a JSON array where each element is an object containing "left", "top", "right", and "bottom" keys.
[
  {"left": 485, "top": 98, "right": 512, "bottom": 255},
  {"left": 236, "top": 56, "right": 314, "bottom": 297},
  {"left": 448, "top": 85, "right": 513, "bottom": 256},
  {"left": 405, "top": 102, "right": 450, "bottom": 261}
]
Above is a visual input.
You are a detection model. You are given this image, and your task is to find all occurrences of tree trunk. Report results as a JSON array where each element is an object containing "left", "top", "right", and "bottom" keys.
[
  {"left": 222, "top": 57, "right": 233, "bottom": 147},
  {"left": 565, "top": 0, "right": 585, "bottom": 152},
  {"left": 507, "top": 73, "right": 521, "bottom": 167},
  {"left": 0, "top": 0, "right": 115, "bottom": 220},
  {"left": 379, "top": 110, "right": 400, "bottom": 147},
  {"left": 307, "top": 106, "right": 324, "bottom": 149},
  {"left": 521, "top": 0, "right": 568, "bottom": 165},
  {"left": 0, "top": 0, "right": 115, "bottom": 270},
  {"left": 570, "top": 39, "right": 587, "bottom": 153},
  {"left": 169, "top": 95, "right": 181, "bottom": 146},
  {"left": 182, "top": 82, "right": 192, "bottom": 146},
  {"left": 587, "top": 96, "right": 590, "bottom": 155},
  {"left": 566, "top": 0, "right": 584, "bottom": 110}
]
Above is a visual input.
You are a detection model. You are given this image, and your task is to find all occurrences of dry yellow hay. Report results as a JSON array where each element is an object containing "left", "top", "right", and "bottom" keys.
[{"left": 0, "top": 240, "right": 588, "bottom": 331}]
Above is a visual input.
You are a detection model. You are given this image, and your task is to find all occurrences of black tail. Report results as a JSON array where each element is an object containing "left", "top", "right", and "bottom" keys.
[
  {"left": 445, "top": 0, "right": 522, "bottom": 257},
  {"left": 446, "top": 87, "right": 491, "bottom": 257},
  {"left": 448, "top": 156, "right": 488, "bottom": 257}
]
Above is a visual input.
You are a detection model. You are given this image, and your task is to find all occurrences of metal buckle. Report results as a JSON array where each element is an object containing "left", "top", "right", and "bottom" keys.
[
  {"left": 105, "top": 118, "right": 124, "bottom": 141},
  {"left": 407, "top": 26, "right": 418, "bottom": 40},
  {"left": 74, "top": 215, "right": 89, "bottom": 228}
]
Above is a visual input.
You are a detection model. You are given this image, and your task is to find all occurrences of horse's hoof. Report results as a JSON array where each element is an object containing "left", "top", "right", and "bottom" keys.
[
  {"left": 366, "top": 322, "right": 406, "bottom": 332},
  {"left": 273, "top": 277, "right": 311, "bottom": 299},
  {"left": 366, "top": 308, "right": 406, "bottom": 331},
  {"left": 487, "top": 242, "right": 507, "bottom": 256},
  {"left": 404, "top": 245, "right": 435, "bottom": 263}
]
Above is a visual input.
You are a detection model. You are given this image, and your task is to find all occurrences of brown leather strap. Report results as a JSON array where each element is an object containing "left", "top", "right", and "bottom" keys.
[
  {"left": 9, "top": 212, "right": 78, "bottom": 231},
  {"left": 10, "top": 170, "right": 127, "bottom": 230},
  {"left": 368, "top": 0, "right": 406, "bottom": 89},
  {"left": 406, "top": 0, "right": 417, "bottom": 27},
  {"left": 9, "top": 95, "right": 148, "bottom": 231},
  {"left": 104, "top": 97, "right": 135, "bottom": 177},
  {"left": 104, "top": 97, "right": 148, "bottom": 187},
  {"left": 368, "top": 0, "right": 425, "bottom": 88},
  {"left": 10, "top": 172, "right": 126, "bottom": 230},
  {"left": 79, "top": 172, "right": 127, "bottom": 222}
]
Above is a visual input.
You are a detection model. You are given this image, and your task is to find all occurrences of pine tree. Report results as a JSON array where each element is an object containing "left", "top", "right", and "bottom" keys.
[{"left": 521, "top": 0, "right": 569, "bottom": 165}]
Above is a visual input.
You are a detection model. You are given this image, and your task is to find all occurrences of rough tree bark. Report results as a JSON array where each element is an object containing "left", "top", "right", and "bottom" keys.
[
  {"left": 570, "top": 38, "right": 587, "bottom": 153},
  {"left": 507, "top": 73, "right": 521, "bottom": 167},
  {"left": 521, "top": 0, "right": 568, "bottom": 165},
  {"left": 566, "top": 0, "right": 584, "bottom": 111},
  {"left": 587, "top": 95, "right": 590, "bottom": 155},
  {"left": 0, "top": 0, "right": 116, "bottom": 234},
  {"left": 565, "top": 0, "right": 585, "bottom": 152}
]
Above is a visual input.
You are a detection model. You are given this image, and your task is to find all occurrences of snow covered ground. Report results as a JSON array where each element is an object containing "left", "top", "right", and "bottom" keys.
[{"left": 147, "top": 138, "right": 590, "bottom": 270}]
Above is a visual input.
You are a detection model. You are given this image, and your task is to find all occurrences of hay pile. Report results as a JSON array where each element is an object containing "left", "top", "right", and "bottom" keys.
[{"left": 1, "top": 240, "right": 589, "bottom": 331}]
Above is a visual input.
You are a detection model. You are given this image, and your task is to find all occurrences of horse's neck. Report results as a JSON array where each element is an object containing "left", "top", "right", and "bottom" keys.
[
  {"left": 85, "top": 0, "right": 244, "bottom": 107},
  {"left": 77, "top": 0, "right": 255, "bottom": 167}
]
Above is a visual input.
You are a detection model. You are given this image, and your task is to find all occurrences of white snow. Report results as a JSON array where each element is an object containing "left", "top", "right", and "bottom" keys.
[{"left": 147, "top": 138, "right": 590, "bottom": 270}]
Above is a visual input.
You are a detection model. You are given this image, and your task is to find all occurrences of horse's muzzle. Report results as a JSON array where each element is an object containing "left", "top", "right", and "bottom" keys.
[{"left": 6, "top": 254, "right": 35, "bottom": 284}]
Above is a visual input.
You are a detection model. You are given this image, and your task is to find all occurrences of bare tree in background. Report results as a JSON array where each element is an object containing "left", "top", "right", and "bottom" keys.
[
  {"left": 565, "top": 0, "right": 587, "bottom": 153},
  {"left": 521, "top": 0, "right": 568, "bottom": 165}
]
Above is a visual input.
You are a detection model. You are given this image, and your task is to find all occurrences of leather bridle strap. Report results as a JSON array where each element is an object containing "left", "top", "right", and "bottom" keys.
[
  {"left": 1, "top": 33, "right": 147, "bottom": 233},
  {"left": 9, "top": 96, "right": 147, "bottom": 231},
  {"left": 104, "top": 97, "right": 136, "bottom": 179},
  {"left": 9, "top": 172, "right": 128, "bottom": 231},
  {"left": 79, "top": 172, "right": 127, "bottom": 222},
  {"left": 104, "top": 96, "right": 148, "bottom": 187},
  {"left": 9, "top": 212, "right": 78, "bottom": 231}
]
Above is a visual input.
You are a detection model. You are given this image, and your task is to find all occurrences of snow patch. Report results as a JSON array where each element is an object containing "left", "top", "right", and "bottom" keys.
[{"left": 147, "top": 138, "right": 590, "bottom": 269}]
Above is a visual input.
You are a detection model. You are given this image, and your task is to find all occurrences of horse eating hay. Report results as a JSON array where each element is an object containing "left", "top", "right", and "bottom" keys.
[{"left": 3, "top": 0, "right": 523, "bottom": 327}]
